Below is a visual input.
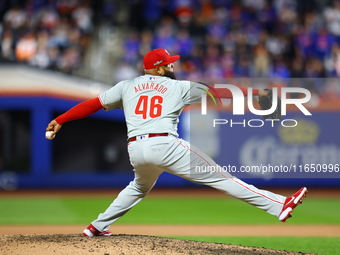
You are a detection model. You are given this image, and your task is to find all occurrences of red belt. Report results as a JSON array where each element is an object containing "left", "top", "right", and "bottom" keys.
[{"left": 128, "top": 133, "right": 169, "bottom": 142}]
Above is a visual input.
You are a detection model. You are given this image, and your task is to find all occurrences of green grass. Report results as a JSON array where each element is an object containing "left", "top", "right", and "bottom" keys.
[
  {"left": 171, "top": 236, "right": 340, "bottom": 255},
  {"left": 0, "top": 197, "right": 339, "bottom": 225},
  {"left": 1, "top": 195, "right": 339, "bottom": 255}
]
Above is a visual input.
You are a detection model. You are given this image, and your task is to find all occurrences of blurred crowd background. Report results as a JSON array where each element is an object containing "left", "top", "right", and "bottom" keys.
[
  {"left": 1, "top": 0, "right": 340, "bottom": 101},
  {"left": 0, "top": 0, "right": 339, "bottom": 188}
]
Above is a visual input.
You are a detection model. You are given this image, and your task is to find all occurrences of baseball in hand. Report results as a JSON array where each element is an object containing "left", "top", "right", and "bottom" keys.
[{"left": 45, "top": 131, "right": 56, "bottom": 140}]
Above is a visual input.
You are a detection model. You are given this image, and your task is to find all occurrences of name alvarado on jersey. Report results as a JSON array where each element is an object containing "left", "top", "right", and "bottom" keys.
[{"left": 134, "top": 82, "right": 168, "bottom": 94}]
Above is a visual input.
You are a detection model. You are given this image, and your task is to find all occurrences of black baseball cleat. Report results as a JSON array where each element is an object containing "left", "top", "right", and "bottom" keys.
[
  {"left": 83, "top": 224, "right": 112, "bottom": 237},
  {"left": 279, "top": 187, "right": 308, "bottom": 222}
]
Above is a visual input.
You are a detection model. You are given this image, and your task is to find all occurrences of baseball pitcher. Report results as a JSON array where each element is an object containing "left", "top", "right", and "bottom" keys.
[{"left": 46, "top": 48, "right": 307, "bottom": 236}]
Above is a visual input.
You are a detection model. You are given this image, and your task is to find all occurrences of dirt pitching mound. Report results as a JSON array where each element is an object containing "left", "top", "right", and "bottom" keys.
[{"left": 0, "top": 234, "right": 314, "bottom": 255}]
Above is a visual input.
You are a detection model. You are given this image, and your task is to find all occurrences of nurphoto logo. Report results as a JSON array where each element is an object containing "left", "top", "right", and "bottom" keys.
[{"left": 201, "top": 84, "right": 312, "bottom": 128}]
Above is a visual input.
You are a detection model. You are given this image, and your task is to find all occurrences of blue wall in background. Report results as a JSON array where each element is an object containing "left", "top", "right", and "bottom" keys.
[
  {"left": 211, "top": 111, "right": 340, "bottom": 188},
  {"left": 0, "top": 96, "right": 339, "bottom": 189}
]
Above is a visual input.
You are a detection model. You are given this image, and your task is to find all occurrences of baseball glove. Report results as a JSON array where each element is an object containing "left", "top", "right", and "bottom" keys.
[{"left": 258, "top": 88, "right": 281, "bottom": 121}]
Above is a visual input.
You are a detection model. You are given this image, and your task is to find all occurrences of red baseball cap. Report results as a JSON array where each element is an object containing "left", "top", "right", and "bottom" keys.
[{"left": 143, "top": 48, "right": 180, "bottom": 70}]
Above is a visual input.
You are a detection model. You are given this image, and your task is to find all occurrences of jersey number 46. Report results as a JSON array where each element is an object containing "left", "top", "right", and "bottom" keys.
[{"left": 135, "top": 95, "right": 163, "bottom": 119}]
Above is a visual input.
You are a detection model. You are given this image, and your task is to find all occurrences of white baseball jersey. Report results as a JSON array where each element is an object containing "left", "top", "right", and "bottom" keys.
[{"left": 99, "top": 75, "right": 207, "bottom": 138}]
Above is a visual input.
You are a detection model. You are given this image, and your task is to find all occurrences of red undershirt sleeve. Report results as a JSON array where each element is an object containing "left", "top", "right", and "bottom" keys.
[{"left": 55, "top": 97, "right": 104, "bottom": 125}]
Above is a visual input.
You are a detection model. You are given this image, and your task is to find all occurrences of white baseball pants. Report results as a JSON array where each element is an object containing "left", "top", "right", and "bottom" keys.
[{"left": 92, "top": 135, "right": 285, "bottom": 232}]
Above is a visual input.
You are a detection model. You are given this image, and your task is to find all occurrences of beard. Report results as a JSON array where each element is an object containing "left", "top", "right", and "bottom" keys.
[{"left": 164, "top": 70, "right": 176, "bottom": 79}]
